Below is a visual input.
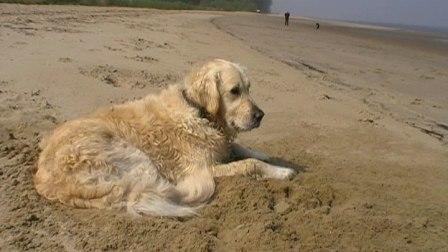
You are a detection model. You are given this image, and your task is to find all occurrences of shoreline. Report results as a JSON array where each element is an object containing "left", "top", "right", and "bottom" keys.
[
  {"left": 269, "top": 12, "right": 448, "bottom": 37},
  {"left": 265, "top": 13, "right": 448, "bottom": 55},
  {"left": 5, "top": 2, "right": 448, "bottom": 35}
]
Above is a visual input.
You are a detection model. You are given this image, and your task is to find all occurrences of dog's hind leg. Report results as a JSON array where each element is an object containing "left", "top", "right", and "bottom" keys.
[
  {"left": 105, "top": 142, "right": 200, "bottom": 217},
  {"left": 175, "top": 168, "right": 215, "bottom": 205}
]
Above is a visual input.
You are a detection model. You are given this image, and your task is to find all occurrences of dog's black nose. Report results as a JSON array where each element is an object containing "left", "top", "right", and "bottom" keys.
[{"left": 253, "top": 108, "right": 265, "bottom": 123}]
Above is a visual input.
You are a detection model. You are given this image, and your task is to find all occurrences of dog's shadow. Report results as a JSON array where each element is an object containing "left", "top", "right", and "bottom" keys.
[{"left": 267, "top": 157, "right": 307, "bottom": 173}]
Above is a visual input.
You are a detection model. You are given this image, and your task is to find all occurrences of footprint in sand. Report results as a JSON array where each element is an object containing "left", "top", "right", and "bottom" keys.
[
  {"left": 122, "top": 38, "right": 173, "bottom": 51},
  {"left": 419, "top": 74, "right": 435, "bottom": 80},
  {"left": 58, "top": 57, "right": 73, "bottom": 63},
  {"left": 358, "top": 110, "right": 381, "bottom": 126},
  {"left": 79, "top": 65, "right": 179, "bottom": 89},
  {"left": 9, "top": 41, "right": 28, "bottom": 48},
  {"left": 125, "top": 55, "right": 159, "bottom": 63},
  {"left": 104, "top": 45, "right": 124, "bottom": 52},
  {"left": 320, "top": 94, "right": 334, "bottom": 100},
  {"left": 410, "top": 98, "right": 423, "bottom": 105}
]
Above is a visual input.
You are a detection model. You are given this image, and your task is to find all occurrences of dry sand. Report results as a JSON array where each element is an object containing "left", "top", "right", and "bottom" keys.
[{"left": 1, "top": 4, "right": 447, "bottom": 251}]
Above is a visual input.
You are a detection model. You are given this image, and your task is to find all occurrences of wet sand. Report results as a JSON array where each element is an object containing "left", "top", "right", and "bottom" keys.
[{"left": 1, "top": 4, "right": 447, "bottom": 250}]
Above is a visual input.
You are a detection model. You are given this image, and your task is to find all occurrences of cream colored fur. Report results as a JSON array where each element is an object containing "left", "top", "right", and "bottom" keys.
[{"left": 34, "top": 59, "right": 295, "bottom": 217}]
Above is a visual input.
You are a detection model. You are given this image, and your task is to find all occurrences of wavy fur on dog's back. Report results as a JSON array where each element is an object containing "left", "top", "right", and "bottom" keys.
[{"left": 35, "top": 85, "right": 224, "bottom": 216}]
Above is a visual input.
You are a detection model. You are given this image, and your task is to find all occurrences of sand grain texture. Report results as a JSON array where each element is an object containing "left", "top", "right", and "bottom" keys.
[{"left": 1, "top": 4, "right": 447, "bottom": 251}]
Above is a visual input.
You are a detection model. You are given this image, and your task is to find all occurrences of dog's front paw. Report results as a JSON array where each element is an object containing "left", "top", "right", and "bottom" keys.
[{"left": 263, "top": 165, "right": 296, "bottom": 180}]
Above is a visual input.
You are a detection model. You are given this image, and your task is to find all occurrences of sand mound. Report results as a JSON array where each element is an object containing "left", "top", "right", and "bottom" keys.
[{"left": 0, "top": 80, "right": 338, "bottom": 251}]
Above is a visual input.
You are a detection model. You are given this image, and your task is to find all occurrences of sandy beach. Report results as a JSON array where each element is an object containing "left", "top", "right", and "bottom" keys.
[{"left": 1, "top": 4, "right": 447, "bottom": 250}]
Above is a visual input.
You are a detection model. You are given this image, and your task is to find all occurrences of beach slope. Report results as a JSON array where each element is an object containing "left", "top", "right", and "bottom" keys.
[{"left": 1, "top": 4, "right": 447, "bottom": 250}]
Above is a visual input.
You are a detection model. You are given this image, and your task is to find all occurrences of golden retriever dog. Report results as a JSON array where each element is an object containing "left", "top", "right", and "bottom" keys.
[{"left": 34, "top": 59, "right": 295, "bottom": 216}]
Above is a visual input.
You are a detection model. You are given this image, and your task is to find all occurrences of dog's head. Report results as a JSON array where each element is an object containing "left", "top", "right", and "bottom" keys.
[{"left": 184, "top": 59, "right": 264, "bottom": 133}]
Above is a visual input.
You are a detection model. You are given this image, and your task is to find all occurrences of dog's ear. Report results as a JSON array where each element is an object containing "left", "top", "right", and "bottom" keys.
[{"left": 185, "top": 64, "right": 221, "bottom": 115}]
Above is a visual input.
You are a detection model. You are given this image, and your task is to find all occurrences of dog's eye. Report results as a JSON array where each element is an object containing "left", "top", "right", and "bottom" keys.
[{"left": 230, "top": 86, "right": 240, "bottom": 96}]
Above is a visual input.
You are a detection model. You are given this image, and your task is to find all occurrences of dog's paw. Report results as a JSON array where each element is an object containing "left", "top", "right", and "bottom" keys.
[{"left": 263, "top": 165, "right": 296, "bottom": 180}]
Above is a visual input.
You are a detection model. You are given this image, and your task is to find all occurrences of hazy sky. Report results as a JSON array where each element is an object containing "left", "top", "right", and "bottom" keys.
[{"left": 271, "top": 0, "right": 448, "bottom": 28}]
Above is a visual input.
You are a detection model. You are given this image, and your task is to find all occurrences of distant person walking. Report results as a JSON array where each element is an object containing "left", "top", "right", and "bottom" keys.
[
  {"left": 315, "top": 22, "right": 320, "bottom": 30},
  {"left": 284, "top": 12, "right": 290, "bottom": 26}
]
